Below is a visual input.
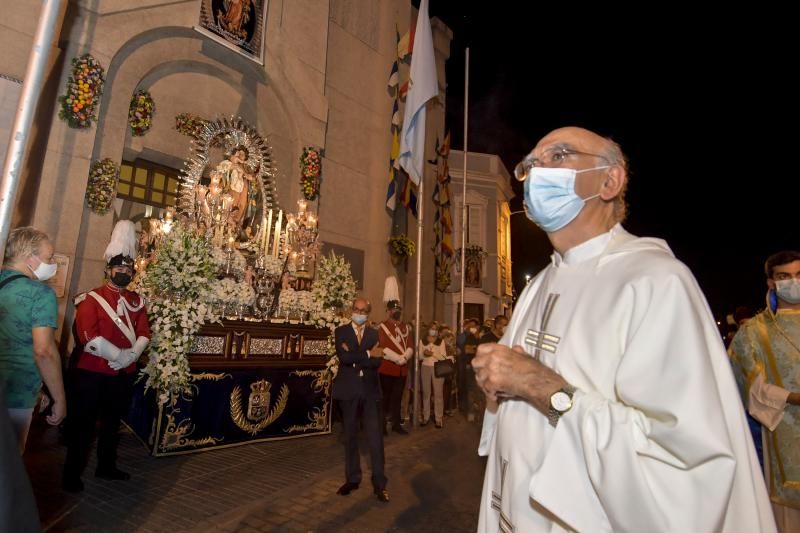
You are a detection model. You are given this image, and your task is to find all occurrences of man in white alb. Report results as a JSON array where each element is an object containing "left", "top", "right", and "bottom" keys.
[{"left": 471, "top": 126, "right": 776, "bottom": 532}]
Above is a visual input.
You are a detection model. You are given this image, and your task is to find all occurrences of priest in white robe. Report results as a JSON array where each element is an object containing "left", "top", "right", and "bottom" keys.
[{"left": 472, "top": 126, "right": 775, "bottom": 533}]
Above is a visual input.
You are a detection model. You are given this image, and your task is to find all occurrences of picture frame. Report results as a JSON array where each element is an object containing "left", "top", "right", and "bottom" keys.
[{"left": 195, "top": 0, "right": 269, "bottom": 65}]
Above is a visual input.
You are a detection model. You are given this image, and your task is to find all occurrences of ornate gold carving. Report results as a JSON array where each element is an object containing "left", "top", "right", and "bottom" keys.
[
  {"left": 285, "top": 370, "right": 331, "bottom": 434},
  {"left": 190, "top": 372, "right": 232, "bottom": 382},
  {"left": 249, "top": 337, "right": 283, "bottom": 355},
  {"left": 302, "top": 339, "right": 329, "bottom": 356},
  {"left": 230, "top": 380, "right": 289, "bottom": 435},
  {"left": 160, "top": 414, "right": 222, "bottom": 451},
  {"left": 190, "top": 335, "right": 225, "bottom": 354}
]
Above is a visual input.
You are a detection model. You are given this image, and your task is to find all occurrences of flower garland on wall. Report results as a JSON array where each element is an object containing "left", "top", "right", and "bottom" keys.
[
  {"left": 58, "top": 54, "right": 105, "bottom": 129},
  {"left": 85, "top": 158, "right": 120, "bottom": 215},
  {"left": 128, "top": 89, "right": 155, "bottom": 136},
  {"left": 136, "top": 224, "right": 219, "bottom": 403},
  {"left": 299, "top": 146, "right": 322, "bottom": 201},
  {"left": 388, "top": 234, "right": 415, "bottom": 258},
  {"left": 175, "top": 112, "right": 208, "bottom": 138}
]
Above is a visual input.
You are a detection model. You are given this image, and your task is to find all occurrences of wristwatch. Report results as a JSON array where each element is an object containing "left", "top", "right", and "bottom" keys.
[{"left": 547, "top": 385, "right": 577, "bottom": 427}]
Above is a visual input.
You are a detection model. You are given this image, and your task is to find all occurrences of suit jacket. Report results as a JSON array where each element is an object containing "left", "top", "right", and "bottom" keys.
[{"left": 332, "top": 323, "right": 382, "bottom": 401}]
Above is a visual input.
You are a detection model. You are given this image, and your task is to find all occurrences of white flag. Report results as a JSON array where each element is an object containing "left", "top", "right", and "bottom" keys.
[{"left": 398, "top": 0, "right": 438, "bottom": 186}]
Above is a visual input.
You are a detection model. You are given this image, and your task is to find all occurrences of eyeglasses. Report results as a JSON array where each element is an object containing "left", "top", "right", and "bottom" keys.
[
  {"left": 514, "top": 147, "right": 610, "bottom": 181},
  {"left": 353, "top": 307, "right": 369, "bottom": 313}
]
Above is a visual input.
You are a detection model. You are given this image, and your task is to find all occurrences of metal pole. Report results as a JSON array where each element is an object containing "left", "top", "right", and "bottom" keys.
[
  {"left": 412, "top": 178, "right": 424, "bottom": 429},
  {"left": 459, "top": 48, "right": 469, "bottom": 328},
  {"left": 0, "top": 0, "right": 65, "bottom": 263}
]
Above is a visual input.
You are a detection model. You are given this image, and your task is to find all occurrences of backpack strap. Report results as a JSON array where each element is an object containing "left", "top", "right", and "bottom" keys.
[{"left": 0, "top": 274, "right": 26, "bottom": 291}]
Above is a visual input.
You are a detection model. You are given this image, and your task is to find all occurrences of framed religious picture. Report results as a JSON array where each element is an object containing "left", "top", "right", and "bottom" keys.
[
  {"left": 44, "top": 253, "right": 70, "bottom": 298},
  {"left": 465, "top": 254, "right": 482, "bottom": 288},
  {"left": 195, "top": 0, "right": 269, "bottom": 65}
]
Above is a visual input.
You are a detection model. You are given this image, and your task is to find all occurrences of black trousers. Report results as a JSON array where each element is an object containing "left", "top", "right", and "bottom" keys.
[
  {"left": 337, "top": 397, "right": 386, "bottom": 490},
  {"left": 457, "top": 355, "right": 473, "bottom": 415},
  {"left": 379, "top": 373, "right": 406, "bottom": 429},
  {"left": 63, "top": 369, "right": 133, "bottom": 480}
]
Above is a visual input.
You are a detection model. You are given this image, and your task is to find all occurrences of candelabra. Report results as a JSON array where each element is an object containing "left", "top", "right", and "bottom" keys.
[{"left": 284, "top": 199, "right": 320, "bottom": 283}]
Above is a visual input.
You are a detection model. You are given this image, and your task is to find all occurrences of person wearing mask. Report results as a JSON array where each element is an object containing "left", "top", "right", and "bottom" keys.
[
  {"left": 332, "top": 297, "right": 389, "bottom": 502},
  {"left": 62, "top": 221, "right": 150, "bottom": 492},
  {"left": 418, "top": 326, "right": 451, "bottom": 428},
  {"left": 0, "top": 226, "right": 66, "bottom": 452},
  {"left": 729, "top": 251, "right": 800, "bottom": 532},
  {"left": 377, "top": 298, "right": 413, "bottom": 435},
  {"left": 457, "top": 318, "right": 480, "bottom": 420},
  {"left": 472, "top": 126, "right": 774, "bottom": 532},
  {"left": 479, "top": 315, "right": 509, "bottom": 345}
]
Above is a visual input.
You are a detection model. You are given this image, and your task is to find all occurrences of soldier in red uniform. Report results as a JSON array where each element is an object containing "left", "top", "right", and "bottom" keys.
[
  {"left": 377, "top": 299, "right": 413, "bottom": 435},
  {"left": 62, "top": 221, "right": 150, "bottom": 493}
]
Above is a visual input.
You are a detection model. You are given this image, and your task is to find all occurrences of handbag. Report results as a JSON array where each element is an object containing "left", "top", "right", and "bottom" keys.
[{"left": 434, "top": 358, "right": 455, "bottom": 378}]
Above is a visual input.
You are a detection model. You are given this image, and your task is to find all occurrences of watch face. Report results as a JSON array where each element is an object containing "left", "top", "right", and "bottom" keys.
[{"left": 551, "top": 391, "right": 572, "bottom": 412}]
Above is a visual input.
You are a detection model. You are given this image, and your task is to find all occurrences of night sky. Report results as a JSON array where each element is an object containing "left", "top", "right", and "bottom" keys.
[{"left": 427, "top": 3, "right": 798, "bottom": 320}]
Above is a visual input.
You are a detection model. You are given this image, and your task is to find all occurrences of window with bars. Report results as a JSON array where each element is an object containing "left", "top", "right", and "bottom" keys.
[{"left": 117, "top": 160, "right": 180, "bottom": 208}]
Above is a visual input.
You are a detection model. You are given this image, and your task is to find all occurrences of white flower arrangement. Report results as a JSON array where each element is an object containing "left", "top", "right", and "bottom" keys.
[
  {"left": 262, "top": 255, "right": 283, "bottom": 277},
  {"left": 211, "top": 277, "right": 255, "bottom": 306},
  {"left": 137, "top": 224, "right": 219, "bottom": 400},
  {"left": 307, "top": 251, "right": 358, "bottom": 376},
  {"left": 210, "top": 246, "right": 247, "bottom": 276},
  {"left": 310, "top": 251, "right": 357, "bottom": 310}
]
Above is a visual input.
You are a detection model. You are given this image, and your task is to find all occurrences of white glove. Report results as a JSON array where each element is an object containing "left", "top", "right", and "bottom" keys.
[
  {"left": 107, "top": 337, "right": 149, "bottom": 371},
  {"left": 382, "top": 347, "right": 406, "bottom": 365},
  {"left": 108, "top": 349, "right": 136, "bottom": 371},
  {"left": 403, "top": 347, "right": 414, "bottom": 362},
  {"left": 85, "top": 336, "right": 121, "bottom": 363}
]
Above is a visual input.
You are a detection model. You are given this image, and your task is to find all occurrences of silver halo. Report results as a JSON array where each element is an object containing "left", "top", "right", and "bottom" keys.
[{"left": 178, "top": 115, "right": 281, "bottom": 219}]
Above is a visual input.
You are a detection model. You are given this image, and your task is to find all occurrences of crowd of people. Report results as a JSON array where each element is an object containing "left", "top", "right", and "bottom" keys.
[{"left": 3, "top": 126, "right": 800, "bottom": 532}]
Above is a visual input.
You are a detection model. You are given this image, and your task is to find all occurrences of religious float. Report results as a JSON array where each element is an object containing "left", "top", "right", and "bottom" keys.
[{"left": 125, "top": 117, "right": 355, "bottom": 456}]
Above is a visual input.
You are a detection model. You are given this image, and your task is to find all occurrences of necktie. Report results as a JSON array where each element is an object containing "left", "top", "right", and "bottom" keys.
[{"left": 356, "top": 326, "right": 363, "bottom": 344}]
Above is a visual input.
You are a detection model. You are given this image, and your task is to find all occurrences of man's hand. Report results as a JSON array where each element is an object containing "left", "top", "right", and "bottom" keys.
[
  {"left": 369, "top": 345, "right": 384, "bottom": 358},
  {"left": 472, "top": 343, "right": 569, "bottom": 415},
  {"left": 46, "top": 400, "right": 66, "bottom": 426},
  {"left": 341, "top": 342, "right": 350, "bottom": 352}
]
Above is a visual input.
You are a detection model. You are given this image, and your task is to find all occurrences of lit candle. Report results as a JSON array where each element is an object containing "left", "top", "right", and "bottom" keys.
[
  {"left": 272, "top": 210, "right": 283, "bottom": 257},
  {"left": 228, "top": 236, "right": 235, "bottom": 251},
  {"left": 264, "top": 209, "right": 273, "bottom": 254},
  {"left": 297, "top": 199, "right": 307, "bottom": 213},
  {"left": 308, "top": 214, "right": 317, "bottom": 229}
]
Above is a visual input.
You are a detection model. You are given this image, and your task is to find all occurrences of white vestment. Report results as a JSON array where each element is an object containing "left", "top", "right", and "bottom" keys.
[{"left": 478, "top": 225, "right": 775, "bottom": 533}]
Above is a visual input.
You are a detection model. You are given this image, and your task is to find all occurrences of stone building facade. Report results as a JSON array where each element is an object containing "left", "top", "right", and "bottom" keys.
[{"left": 1, "top": 0, "right": 453, "bottom": 345}]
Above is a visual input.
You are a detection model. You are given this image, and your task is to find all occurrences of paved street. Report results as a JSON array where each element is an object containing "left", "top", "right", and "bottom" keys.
[{"left": 26, "top": 412, "right": 485, "bottom": 532}]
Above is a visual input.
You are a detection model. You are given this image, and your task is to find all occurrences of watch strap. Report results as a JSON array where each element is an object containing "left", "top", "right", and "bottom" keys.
[{"left": 547, "top": 384, "right": 577, "bottom": 427}]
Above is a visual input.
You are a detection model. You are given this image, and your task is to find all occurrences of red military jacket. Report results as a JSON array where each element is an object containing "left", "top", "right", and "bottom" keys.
[
  {"left": 378, "top": 319, "right": 411, "bottom": 377},
  {"left": 74, "top": 283, "right": 151, "bottom": 376}
]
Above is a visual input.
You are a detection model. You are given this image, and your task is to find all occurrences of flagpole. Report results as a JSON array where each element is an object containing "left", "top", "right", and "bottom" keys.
[
  {"left": 413, "top": 177, "right": 424, "bottom": 429},
  {"left": 459, "top": 48, "right": 469, "bottom": 332}
]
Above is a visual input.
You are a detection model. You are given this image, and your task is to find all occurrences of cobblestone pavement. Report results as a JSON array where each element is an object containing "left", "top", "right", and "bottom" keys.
[{"left": 26, "top": 413, "right": 485, "bottom": 532}]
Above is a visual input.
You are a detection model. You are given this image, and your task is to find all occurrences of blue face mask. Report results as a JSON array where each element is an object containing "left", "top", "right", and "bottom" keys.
[
  {"left": 352, "top": 313, "right": 368, "bottom": 325},
  {"left": 523, "top": 165, "right": 608, "bottom": 232}
]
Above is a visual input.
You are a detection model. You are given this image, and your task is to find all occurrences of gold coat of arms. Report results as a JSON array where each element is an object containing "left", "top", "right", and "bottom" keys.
[{"left": 230, "top": 379, "right": 289, "bottom": 435}]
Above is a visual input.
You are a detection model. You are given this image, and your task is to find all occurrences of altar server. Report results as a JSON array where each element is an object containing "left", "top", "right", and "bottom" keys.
[
  {"left": 472, "top": 127, "right": 776, "bottom": 532},
  {"left": 63, "top": 221, "right": 150, "bottom": 493},
  {"left": 377, "top": 276, "right": 413, "bottom": 435}
]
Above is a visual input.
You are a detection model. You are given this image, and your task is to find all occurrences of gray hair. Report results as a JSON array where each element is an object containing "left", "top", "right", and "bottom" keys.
[
  {"left": 600, "top": 138, "right": 630, "bottom": 223},
  {"left": 3, "top": 226, "right": 51, "bottom": 265}
]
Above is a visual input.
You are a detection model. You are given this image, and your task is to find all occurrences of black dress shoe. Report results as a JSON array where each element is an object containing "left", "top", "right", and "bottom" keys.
[
  {"left": 95, "top": 467, "right": 131, "bottom": 481},
  {"left": 420, "top": 420, "right": 429, "bottom": 427},
  {"left": 374, "top": 488, "right": 390, "bottom": 502},
  {"left": 62, "top": 477, "right": 84, "bottom": 493},
  {"left": 392, "top": 425, "right": 409, "bottom": 435},
  {"left": 435, "top": 422, "right": 443, "bottom": 429},
  {"left": 336, "top": 482, "right": 359, "bottom": 495}
]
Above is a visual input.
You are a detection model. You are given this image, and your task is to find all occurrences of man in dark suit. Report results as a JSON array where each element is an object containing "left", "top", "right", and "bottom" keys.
[{"left": 332, "top": 297, "right": 389, "bottom": 503}]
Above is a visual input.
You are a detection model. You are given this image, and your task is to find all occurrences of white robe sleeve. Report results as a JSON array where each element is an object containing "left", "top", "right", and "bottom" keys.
[
  {"left": 531, "top": 271, "right": 744, "bottom": 533},
  {"left": 748, "top": 372, "right": 789, "bottom": 431},
  {"left": 478, "top": 410, "right": 497, "bottom": 456}
]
